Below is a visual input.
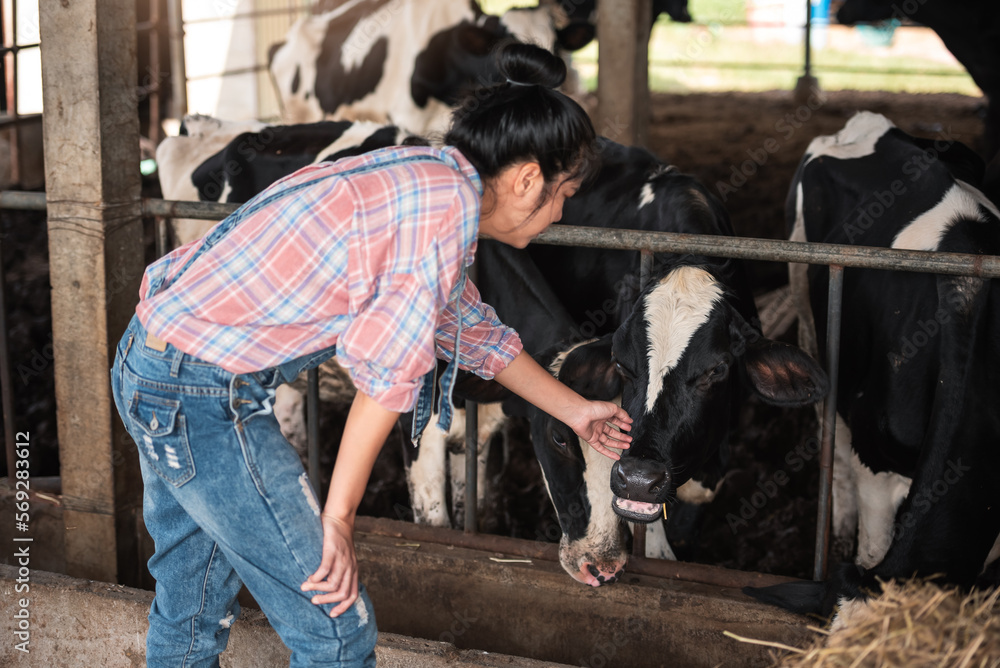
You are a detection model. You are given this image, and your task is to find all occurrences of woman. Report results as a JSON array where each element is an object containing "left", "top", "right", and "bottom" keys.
[{"left": 112, "top": 43, "right": 631, "bottom": 667}]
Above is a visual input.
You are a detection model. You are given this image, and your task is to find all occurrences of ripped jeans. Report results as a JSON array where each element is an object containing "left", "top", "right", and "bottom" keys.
[{"left": 110, "top": 314, "right": 377, "bottom": 667}]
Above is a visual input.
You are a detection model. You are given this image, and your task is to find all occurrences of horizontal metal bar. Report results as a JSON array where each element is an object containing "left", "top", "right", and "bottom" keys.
[
  {"left": 532, "top": 223, "right": 1000, "bottom": 278},
  {"left": 0, "top": 42, "right": 40, "bottom": 56},
  {"left": 0, "top": 113, "right": 42, "bottom": 128},
  {"left": 3, "top": 193, "right": 999, "bottom": 278},
  {"left": 185, "top": 64, "right": 268, "bottom": 82}
]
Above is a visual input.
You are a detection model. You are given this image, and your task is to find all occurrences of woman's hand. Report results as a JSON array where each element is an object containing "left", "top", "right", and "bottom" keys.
[
  {"left": 300, "top": 389, "right": 400, "bottom": 617},
  {"left": 494, "top": 351, "right": 633, "bottom": 461},
  {"left": 301, "top": 514, "right": 359, "bottom": 617},
  {"left": 567, "top": 399, "right": 632, "bottom": 460}
]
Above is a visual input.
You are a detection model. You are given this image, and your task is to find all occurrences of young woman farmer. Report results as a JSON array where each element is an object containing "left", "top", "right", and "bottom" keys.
[{"left": 111, "top": 43, "right": 631, "bottom": 667}]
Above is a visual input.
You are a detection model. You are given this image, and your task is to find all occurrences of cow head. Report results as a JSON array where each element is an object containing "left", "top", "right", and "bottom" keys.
[
  {"left": 455, "top": 337, "right": 630, "bottom": 586},
  {"left": 836, "top": 0, "right": 898, "bottom": 25},
  {"left": 526, "top": 337, "right": 630, "bottom": 586},
  {"left": 608, "top": 265, "right": 829, "bottom": 522}
]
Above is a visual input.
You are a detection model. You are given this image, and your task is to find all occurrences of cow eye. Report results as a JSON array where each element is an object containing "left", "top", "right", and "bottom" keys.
[
  {"left": 614, "top": 361, "right": 633, "bottom": 379},
  {"left": 551, "top": 432, "right": 568, "bottom": 449},
  {"left": 708, "top": 361, "right": 729, "bottom": 380}
]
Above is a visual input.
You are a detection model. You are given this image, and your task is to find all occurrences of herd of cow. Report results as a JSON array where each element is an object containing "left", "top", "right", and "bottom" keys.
[{"left": 152, "top": 0, "right": 1000, "bottom": 621}]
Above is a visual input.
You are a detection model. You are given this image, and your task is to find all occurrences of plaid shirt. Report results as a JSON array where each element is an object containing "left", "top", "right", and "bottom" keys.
[{"left": 137, "top": 145, "right": 522, "bottom": 413}]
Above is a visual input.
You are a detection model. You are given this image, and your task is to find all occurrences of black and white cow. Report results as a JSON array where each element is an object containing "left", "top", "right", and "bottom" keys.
[
  {"left": 837, "top": 0, "right": 1000, "bottom": 159},
  {"left": 267, "top": 0, "right": 594, "bottom": 134},
  {"left": 746, "top": 111, "right": 1000, "bottom": 616},
  {"left": 521, "top": 139, "right": 829, "bottom": 526},
  {"left": 458, "top": 139, "right": 828, "bottom": 582},
  {"left": 155, "top": 114, "right": 419, "bottom": 245}
]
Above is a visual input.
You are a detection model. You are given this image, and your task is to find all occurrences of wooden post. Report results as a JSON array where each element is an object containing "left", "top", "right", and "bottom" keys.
[
  {"left": 38, "top": 0, "right": 147, "bottom": 586},
  {"left": 596, "top": 0, "right": 652, "bottom": 148}
]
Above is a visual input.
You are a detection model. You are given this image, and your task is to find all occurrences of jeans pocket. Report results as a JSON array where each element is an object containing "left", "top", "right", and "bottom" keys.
[{"left": 128, "top": 392, "right": 196, "bottom": 487}]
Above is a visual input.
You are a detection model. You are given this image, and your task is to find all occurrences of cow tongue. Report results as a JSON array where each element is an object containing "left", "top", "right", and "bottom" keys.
[{"left": 613, "top": 497, "right": 661, "bottom": 516}]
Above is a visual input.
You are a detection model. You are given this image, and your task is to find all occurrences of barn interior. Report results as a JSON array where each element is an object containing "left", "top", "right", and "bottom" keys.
[{"left": 0, "top": 1, "right": 995, "bottom": 666}]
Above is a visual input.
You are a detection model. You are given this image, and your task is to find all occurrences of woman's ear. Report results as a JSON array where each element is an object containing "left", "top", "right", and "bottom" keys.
[{"left": 510, "top": 161, "right": 543, "bottom": 199}]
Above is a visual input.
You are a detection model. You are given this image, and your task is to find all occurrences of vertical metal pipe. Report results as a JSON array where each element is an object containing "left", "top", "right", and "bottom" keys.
[
  {"left": 0, "top": 210, "right": 16, "bottom": 479},
  {"left": 3, "top": 0, "right": 20, "bottom": 184},
  {"left": 155, "top": 216, "right": 169, "bottom": 259},
  {"left": 464, "top": 399, "right": 478, "bottom": 534},
  {"left": 813, "top": 264, "right": 843, "bottom": 581},
  {"left": 631, "top": 249, "right": 655, "bottom": 557},
  {"left": 166, "top": 0, "right": 188, "bottom": 119},
  {"left": 148, "top": 0, "right": 162, "bottom": 145},
  {"left": 307, "top": 367, "right": 321, "bottom": 496},
  {"left": 803, "top": 0, "right": 813, "bottom": 79}
]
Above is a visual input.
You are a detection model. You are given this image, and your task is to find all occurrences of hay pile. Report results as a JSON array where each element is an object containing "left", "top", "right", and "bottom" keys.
[{"left": 772, "top": 579, "right": 1000, "bottom": 667}]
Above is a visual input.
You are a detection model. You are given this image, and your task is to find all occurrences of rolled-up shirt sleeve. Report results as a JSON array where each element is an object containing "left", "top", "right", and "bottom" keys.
[
  {"left": 336, "top": 272, "right": 438, "bottom": 413},
  {"left": 435, "top": 277, "right": 523, "bottom": 379}
]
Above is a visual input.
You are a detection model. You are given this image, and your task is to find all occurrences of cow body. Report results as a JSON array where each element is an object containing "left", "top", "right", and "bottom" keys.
[
  {"left": 547, "top": 0, "right": 692, "bottom": 26},
  {"left": 750, "top": 111, "right": 1000, "bottom": 616},
  {"left": 268, "top": 0, "right": 592, "bottom": 135},
  {"left": 837, "top": 0, "right": 1000, "bottom": 159},
  {"left": 156, "top": 115, "right": 416, "bottom": 245}
]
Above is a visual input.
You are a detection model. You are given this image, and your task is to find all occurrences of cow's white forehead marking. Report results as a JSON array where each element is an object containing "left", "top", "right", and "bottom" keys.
[
  {"left": 643, "top": 266, "right": 724, "bottom": 413},
  {"left": 892, "top": 182, "right": 992, "bottom": 252},
  {"left": 638, "top": 183, "right": 655, "bottom": 209},
  {"left": 805, "top": 111, "right": 894, "bottom": 165}
]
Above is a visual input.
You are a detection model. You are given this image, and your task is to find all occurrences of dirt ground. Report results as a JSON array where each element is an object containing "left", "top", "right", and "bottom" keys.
[{"left": 4, "top": 88, "right": 988, "bottom": 580}]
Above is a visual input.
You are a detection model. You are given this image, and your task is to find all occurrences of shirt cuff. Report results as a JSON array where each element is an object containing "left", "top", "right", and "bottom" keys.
[{"left": 474, "top": 329, "right": 523, "bottom": 379}]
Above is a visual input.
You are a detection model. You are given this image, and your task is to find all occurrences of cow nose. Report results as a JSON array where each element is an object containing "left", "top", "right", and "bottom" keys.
[{"left": 611, "top": 459, "right": 671, "bottom": 503}]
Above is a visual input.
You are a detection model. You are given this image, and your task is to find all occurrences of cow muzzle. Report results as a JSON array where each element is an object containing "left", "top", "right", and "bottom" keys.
[{"left": 610, "top": 459, "right": 670, "bottom": 523}]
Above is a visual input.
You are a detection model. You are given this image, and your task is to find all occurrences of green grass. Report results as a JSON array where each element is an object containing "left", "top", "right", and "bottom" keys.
[{"left": 479, "top": 0, "right": 978, "bottom": 96}]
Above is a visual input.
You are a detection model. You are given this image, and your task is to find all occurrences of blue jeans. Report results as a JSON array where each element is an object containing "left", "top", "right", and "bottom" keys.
[{"left": 111, "top": 315, "right": 377, "bottom": 667}]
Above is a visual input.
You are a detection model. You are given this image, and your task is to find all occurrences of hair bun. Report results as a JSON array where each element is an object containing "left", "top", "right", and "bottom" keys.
[{"left": 496, "top": 42, "right": 567, "bottom": 90}]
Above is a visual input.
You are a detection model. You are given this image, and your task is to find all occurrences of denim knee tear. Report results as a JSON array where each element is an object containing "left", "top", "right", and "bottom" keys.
[
  {"left": 219, "top": 611, "right": 235, "bottom": 629},
  {"left": 299, "top": 473, "right": 320, "bottom": 516},
  {"left": 143, "top": 435, "right": 159, "bottom": 461},
  {"left": 164, "top": 444, "right": 182, "bottom": 469}
]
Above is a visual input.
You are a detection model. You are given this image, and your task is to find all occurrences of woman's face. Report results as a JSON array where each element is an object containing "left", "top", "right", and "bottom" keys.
[{"left": 479, "top": 163, "right": 581, "bottom": 249}]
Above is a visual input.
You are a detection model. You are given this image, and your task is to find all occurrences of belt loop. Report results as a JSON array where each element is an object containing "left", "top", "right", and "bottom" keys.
[{"left": 170, "top": 346, "right": 183, "bottom": 377}]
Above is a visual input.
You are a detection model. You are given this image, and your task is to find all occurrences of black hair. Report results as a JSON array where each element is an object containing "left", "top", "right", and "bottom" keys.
[{"left": 444, "top": 42, "right": 599, "bottom": 199}]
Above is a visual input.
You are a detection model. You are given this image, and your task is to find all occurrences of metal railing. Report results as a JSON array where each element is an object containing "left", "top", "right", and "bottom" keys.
[{"left": 4, "top": 190, "right": 998, "bottom": 580}]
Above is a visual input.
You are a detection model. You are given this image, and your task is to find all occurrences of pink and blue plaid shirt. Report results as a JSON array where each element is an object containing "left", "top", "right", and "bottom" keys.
[{"left": 137, "top": 145, "right": 522, "bottom": 413}]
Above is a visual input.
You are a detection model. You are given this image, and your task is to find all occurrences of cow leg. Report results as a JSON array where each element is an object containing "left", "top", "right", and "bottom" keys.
[
  {"left": 643, "top": 518, "right": 677, "bottom": 560},
  {"left": 852, "top": 448, "right": 912, "bottom": 569},
  {"left": 831, "top": 414, "right": 858, "bottom": 562},
  {"left": 274, "top": 384, "right": 308, "bottom": 456},
  {"left": 448, "top": 403, "right": 507, "bottom": 531},
  {"left": 405, "top": 422, "right": 450, "bottom": 527}
]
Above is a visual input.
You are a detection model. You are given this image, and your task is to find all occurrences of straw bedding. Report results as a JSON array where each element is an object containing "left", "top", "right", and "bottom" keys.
[{"left": 773, "top": 579, "right": 1000, "bottom": 668}]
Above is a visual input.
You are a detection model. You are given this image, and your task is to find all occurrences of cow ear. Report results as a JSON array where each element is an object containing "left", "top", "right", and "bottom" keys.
[
  {"left": 743, "top": 339, "right": 829, "bottom": 406},
  {"left": 556, "top": 337, "right": 622, "bottom": 401},
  {"left": 556, "top": 22, "right": 596, "bottom": 51}
]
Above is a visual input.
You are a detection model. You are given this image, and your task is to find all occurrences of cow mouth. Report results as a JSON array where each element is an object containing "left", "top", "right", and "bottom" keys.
[{"left": 612, "top": 496, "right": 662, "bottom": 523}]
